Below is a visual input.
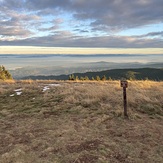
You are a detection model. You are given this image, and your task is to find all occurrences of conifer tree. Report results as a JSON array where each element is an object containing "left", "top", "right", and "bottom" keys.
[
  {"left": 75, "top": 76, "right": 79, "bottom": 81},
  {"left": 96, "top": 76, "right": 100, "bottom": 81},
  {"left": 125, "top": 71, "right": 136, "bottom": 80},
  {"left": 101, "top": 75, "right": 106, "bottom": 81},
  {"left": 80, "top": 76, "right": 84, "bottom": 81},
  {"left": 0, "top": 65, "right": 13, "bottom": 80},
  {"left": 84, "top": 76, "right": 89, "bottom": 80},
  {"left": 108, "top": 77, "right": 112, "bottom": 81},
  {"left": 69, "top": 74, "right": 75, "bottom": 80}
]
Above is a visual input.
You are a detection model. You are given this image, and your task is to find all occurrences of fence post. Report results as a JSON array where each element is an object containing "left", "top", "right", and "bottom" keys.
[{"left": 120, "top": 80, "right": 128, "bottom": 117}]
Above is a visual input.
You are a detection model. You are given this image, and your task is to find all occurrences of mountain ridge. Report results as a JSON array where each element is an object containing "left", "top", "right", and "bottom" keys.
[{"left": 22, "top": 68, "right": 163, "bottom": 81}]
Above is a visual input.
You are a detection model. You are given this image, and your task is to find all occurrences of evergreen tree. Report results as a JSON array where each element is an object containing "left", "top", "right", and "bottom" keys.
[
  {"left": 108, "top": 77, "right": 112, "bottom": 81},
  {"left": 125, "top": 71, "right": 136, "bottom": 80},
  {"left": 68, "top": 75, "right": 72, "bottom": 80},
  {"left": 68, "top": 74, "right": 75, "bottom": 80},
  {"left": 75, "top": 76, "right": 79, "bottom": 81},
  {"left": 96, "top": 76, "right": 101, "bottom": 81},
  {"left": 145, "top": 77, "right": 149, "bottom": 81},
  {"left": 0, "top": 65, "right": 13, "bottom": 80},
  {"left": 84, "top": 76, "right": 89, "bottom": 80},
  {"left": 101, "top": 75, "right": 106, "bottom": 81},
  {"left": 80, "top": 76, "right": 84, "bottom": 81}
]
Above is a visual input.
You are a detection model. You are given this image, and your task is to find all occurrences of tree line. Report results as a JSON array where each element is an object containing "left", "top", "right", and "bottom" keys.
[
  {"left": 68, "top": 68, "right": 163, "bottom": 81},
  {"left": 68, "top": 70, "right": 154, "bottom": 81},
  {"left": 69, "top": 74, "right": 112, "bottom": 81}
]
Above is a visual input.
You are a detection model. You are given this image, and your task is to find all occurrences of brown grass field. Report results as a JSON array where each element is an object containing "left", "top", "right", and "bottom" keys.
[{"left": 0, "top": 80, "right": 163, "bottom": 163}]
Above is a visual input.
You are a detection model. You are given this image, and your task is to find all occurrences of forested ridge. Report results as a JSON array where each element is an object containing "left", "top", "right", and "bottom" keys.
[{"left": 22, "top": 68, "right": 163, "bottom": 81}]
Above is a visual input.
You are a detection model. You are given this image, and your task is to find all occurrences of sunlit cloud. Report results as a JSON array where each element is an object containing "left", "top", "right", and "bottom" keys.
[{"left": 0, "top": 0, "right": 162, "bottom": 52}]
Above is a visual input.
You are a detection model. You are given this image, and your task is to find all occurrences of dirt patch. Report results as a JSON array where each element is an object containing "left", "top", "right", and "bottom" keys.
[
  {"left": 67, "top": 139, "right": 102, "bottom": 153},
  {"left": 73, "top": 154, "right": 98, "bottom": 163}
]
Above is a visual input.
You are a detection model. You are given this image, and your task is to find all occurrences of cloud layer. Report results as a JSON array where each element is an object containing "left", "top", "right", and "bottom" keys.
[{"left": 0, "top": 0, "right": 163, "bottom": 48}]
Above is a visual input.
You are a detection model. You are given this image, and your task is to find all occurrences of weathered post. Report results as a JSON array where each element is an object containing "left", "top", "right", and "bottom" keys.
[{"left": 120, "top": 80, "right": 128, "bottom": 117}]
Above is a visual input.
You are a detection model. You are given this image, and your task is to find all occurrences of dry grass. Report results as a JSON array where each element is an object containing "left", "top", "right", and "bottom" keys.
[{"left": 0, "top": 80, "right": 163, "bottom": 163}]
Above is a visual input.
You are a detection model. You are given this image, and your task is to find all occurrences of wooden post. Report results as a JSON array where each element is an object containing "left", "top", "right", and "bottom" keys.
[{"left": 120, "top": 80, "right": 128, "bottom": 117}]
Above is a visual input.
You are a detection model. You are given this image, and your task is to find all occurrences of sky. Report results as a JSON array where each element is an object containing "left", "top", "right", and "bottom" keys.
[{"left": 0, "top": 0, "right": 163, "bottom": 54}]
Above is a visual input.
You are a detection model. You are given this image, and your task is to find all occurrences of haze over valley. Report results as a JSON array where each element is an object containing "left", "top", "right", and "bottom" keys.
[{"left": 0, "top": 54, "right": 162, "bottom": 79}]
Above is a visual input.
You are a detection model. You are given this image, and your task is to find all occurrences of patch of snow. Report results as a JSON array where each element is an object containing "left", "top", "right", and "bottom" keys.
[
  {"left": 10, "top": 94, "right": 15, "bottom": 97},
  {"left": 10, "top": 88, "right": 23, "bottom": 96},
  {"left": 42, "top": 84, "right": 61, "bottom": 92},
  {"left": 47, "top": 84, "right": 61, "bottom": 87},
  {"left": 14, "top": 88, "right": 22, "bottom": 92},
  {"left": 42, "top": 86, "right": 50, "bottom": 92},
  {"left": 16, "top": 92, "right": 22, "bottom": 95}
]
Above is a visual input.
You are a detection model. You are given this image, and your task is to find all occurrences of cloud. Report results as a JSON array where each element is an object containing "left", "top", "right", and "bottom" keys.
[
  {"left": 141, "top": 31, "right": 163, "bottom": 37},
  {"left": 39, "top": 26, "right": 58, "bottom": 32},
  {"left": 74, "top": 29, "right": 89, "bottom": 33},
  {"left": 1, "top": 32, "right": 162, "bottom": 48},
  {"left": 0, "top": 26, "right": 32, "bottom": 37},
  {"left": 26, "top": 0, "right": 69, "bottom": 10},
  {"left": 72, "top": 0, "right": 163, "bottom": 31},
  {"left": 38, "top": 18, "right": 64, "bottom": 32},
  {"left": 0, "top": 2, "right": 40, "bottom": 38},
  {"left": 53, "top": 18, "right": 64, "bottom": 24},
  {"left": 1, "top": 0, "right": 24, "bottom": 9},
  {"left": 0, "top": 0, "right": 163, "bottom": 48},
  {"left": 25, "top": 0, "right": 163, "bottom": 31},
  {"left": 131, "top": 31, "right": 163, "bottom": 39}
]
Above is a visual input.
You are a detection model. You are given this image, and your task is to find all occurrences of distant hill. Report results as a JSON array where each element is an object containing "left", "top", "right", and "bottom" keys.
[
  {"left": 9, "top": 62, "right": 163, "bottom": 79},
  {"left": 22, "top": 68, "right": 163, "bottom": 81}
]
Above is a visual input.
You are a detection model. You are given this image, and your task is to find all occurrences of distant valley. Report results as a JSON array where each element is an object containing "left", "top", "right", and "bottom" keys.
[
  {"left": 9, "top": 61, "right": 163, "bottom": 80},
  {"left": 17, "top": 61, "right": 163, "bottom": 81}
]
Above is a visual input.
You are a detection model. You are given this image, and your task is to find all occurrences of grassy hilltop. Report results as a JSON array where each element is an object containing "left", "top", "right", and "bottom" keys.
[{"left": 0, "top": 80, "right": 163, "bottom": 163}]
